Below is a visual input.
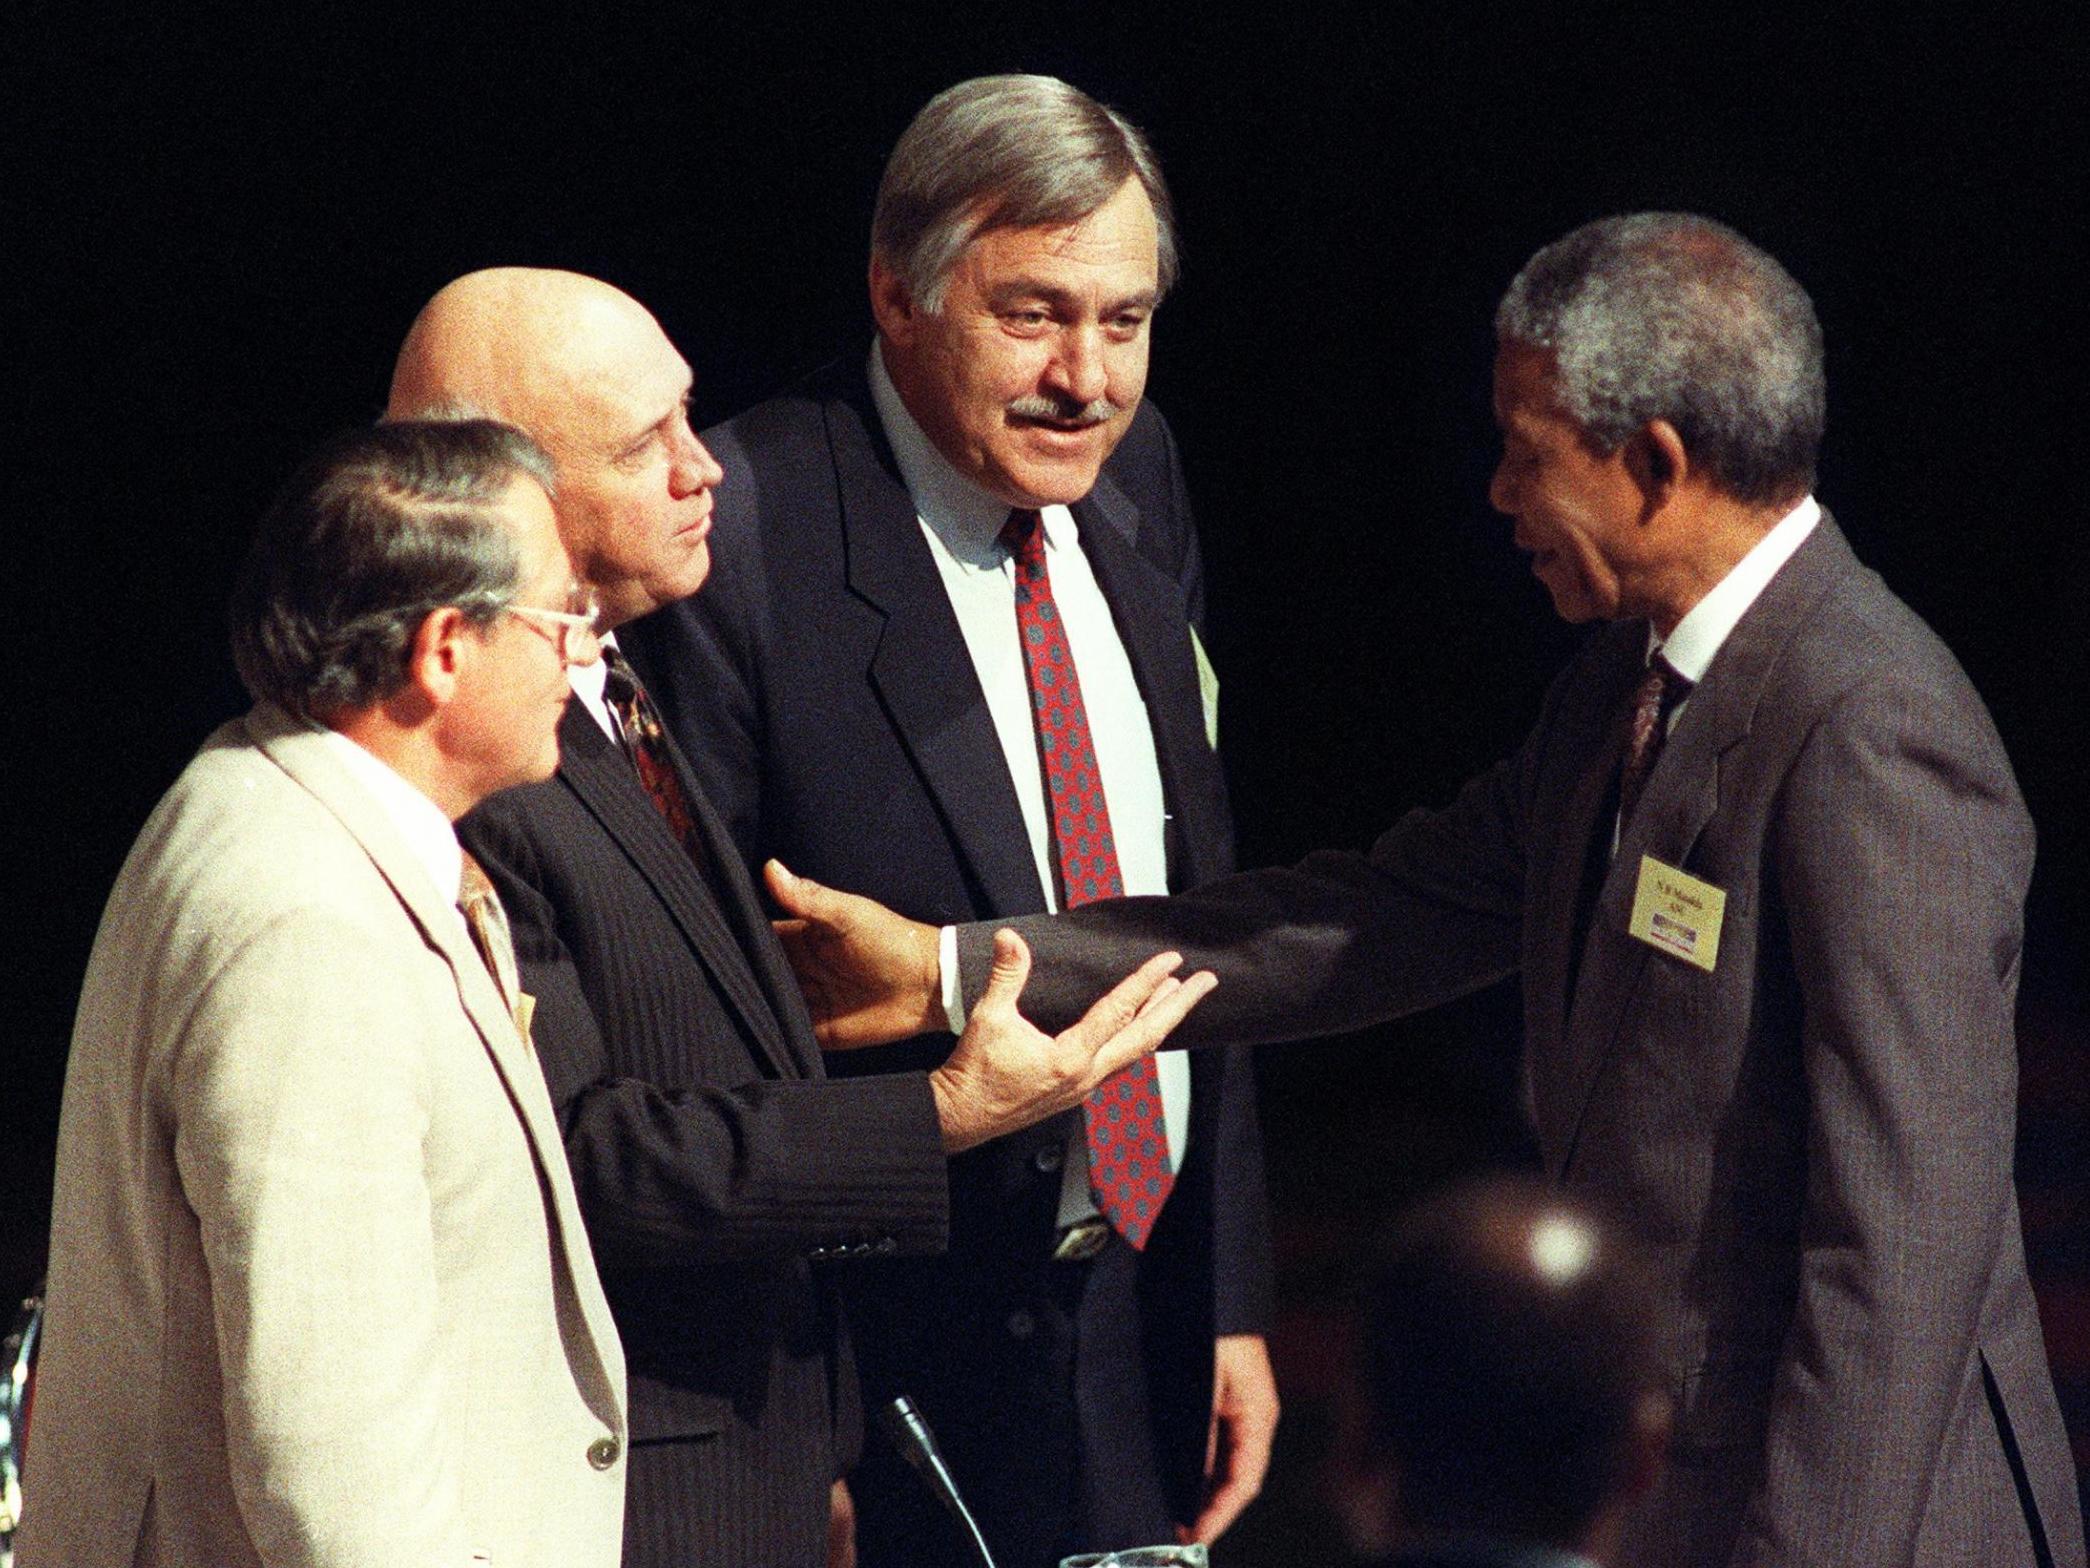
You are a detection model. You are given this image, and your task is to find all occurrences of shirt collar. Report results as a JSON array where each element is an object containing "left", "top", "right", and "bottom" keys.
[
  {"left": 1653, "top": 495, "right": 1821, "bottom": 680},
  {"left": 317, "top": 723, "right": 464, "bottom": 903},
  {"left": 868, "top": 341, "right": 1079, "bottom": 565},
  {"left": 568, "top": 633, "right": 620, "bottom": 744}
]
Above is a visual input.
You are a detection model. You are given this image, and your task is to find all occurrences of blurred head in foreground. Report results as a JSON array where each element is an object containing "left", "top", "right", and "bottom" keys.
[{"left": 1354, "top": 1175, "right": 1672, "bottom": 1566}]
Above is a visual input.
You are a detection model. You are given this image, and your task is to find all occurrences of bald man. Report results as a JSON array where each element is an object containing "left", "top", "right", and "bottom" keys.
[{"left": 386, "top": 269, "right": 1212, "bottom": 1567}]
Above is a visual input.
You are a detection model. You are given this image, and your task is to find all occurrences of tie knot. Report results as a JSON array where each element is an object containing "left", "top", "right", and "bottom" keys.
[
  {"left": 1000, "top": 508, "right": 1045, "bottom": 566},
  {"left": 458, "top": 849, "right": 496, "bottom": 911},
  {"left": 1648, "top": 653, "right": 1693, "bottom": 712},
  {"left": 600, "top": 643, "right": 640, "bottom": 705}
]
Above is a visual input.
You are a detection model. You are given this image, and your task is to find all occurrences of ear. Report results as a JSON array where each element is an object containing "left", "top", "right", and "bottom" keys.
[
  {"left": 1625, "top": 419, "right": 1691, "bottom": 513},
  {"left": 405, "top": 605, "right": 473, "bottom": 707},
  {"left": 868, "top": 257, "right": 920, "bottom": 347}
]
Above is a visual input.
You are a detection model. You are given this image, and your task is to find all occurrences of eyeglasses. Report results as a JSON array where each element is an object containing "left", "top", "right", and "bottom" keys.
[{"left": 504, "top": 589, "right": 603, "bottom": 666}]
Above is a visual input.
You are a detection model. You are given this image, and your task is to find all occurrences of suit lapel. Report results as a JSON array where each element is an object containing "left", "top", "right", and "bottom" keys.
[
  {"left": 1073, "top": 476, "right": 1231, "bottom": 890},
  {"left": 1521, "top": 628, "right": 1642, "bottom": 1161},
  {"left": 661, "top": 715, "right": 827, "bottom": 1078},
  {"left": 829, "top": 388, "right": 1049, "bottom": 916},
  {"left": 555, "top": 705, "right": 803, "bottom": 1079},
  {"left": 252, "top": 707, "right": 626, "bottom": 1404},
  {"left": 1548, "top": 518, "right": 1856, "bottom": 1172}
]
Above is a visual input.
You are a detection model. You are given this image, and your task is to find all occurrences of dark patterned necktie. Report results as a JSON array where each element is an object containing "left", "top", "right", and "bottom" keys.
[
  {"left": 1002, "top": 509, "right": 1173, "bottom": 1250},
  {"left": 601, "top": 645, "right": 711, "bottom": 879},
  {"left": 1618, "top": 653, "right": 1694, "bottom": 827}
]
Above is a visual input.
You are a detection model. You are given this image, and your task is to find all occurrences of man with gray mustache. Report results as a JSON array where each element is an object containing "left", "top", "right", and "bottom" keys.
[{"left": 623, "top": 73, "right": 1275, "bottom": 1568}]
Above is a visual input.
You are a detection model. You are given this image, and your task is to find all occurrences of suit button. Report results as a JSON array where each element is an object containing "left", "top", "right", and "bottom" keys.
[
  {"left": 587, "top": 1436, "right": 621, "bottom": 1470},
  {"left": 1005, "top": 1309, "right": 1035, "bottom": 1340},
  {"left": 1033, "top": 1144, "right": 1064, "bottom": 1174}
]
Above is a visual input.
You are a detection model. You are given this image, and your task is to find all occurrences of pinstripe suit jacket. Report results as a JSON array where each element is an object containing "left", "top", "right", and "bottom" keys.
[
  {"left": 963, "top": 518, "right": 2085, "bottom": 1568},
  {"left": 460, "top": 703, "right": 949, "bottom": 1567}
]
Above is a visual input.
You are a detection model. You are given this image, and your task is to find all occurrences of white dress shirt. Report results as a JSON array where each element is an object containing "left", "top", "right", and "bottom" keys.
[
  {"left": 1613, "top": 496, "right": 1820, "bottom": 853},
  {"left": 1655, "top": 495, "right": 1822, "bottom": 718},
  {"left": 869, "top": 347, "right": 1191, "bottom": 1216},
  {"left": 568, "top": 634, "right": 623, "bottom": 745}
]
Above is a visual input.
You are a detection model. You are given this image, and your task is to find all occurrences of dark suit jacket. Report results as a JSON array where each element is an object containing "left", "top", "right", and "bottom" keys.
[
  {"left": 625, "top": 361, "right": 1273, "bottom": 1565},
  {"left": 957, "top": 518, "right": 2085, "bottom": 1568},
  {"left": 460, "top": 702, "right": 950, "bottom": 1567}
]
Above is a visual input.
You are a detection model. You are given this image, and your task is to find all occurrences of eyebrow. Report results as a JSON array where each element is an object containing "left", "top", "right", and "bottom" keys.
[
  {"left": 985, "top": 278, "right": 1158, "bottom": 315},
  {"left": 614, "top": 383, "right": 694, "bottom": 458}
]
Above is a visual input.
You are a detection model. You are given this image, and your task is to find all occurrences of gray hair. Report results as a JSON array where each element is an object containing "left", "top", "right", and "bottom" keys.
[
  {"left": 1496, "top": 213, "right": 1825, "bottom": 506},
  {"left": 230, "top": 420, "right": 556, "bottom": 720},
  {"left": 872, "top": 74, "right": 1177, "bottom": 312}
]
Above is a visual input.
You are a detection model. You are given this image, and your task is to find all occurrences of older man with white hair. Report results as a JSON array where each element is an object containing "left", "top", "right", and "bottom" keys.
[{"left": 776, "top": 213, "right": 2087, "bottom": 1568}]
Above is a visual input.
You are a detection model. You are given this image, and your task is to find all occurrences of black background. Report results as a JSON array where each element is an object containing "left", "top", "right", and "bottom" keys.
[{"left": 10, "top": 3, "right": 2085, "bottom": 1555}]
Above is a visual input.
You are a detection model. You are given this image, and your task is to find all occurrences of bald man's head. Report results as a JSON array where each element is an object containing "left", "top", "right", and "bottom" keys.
[
  {"left": 1361, "top": 1176, "right": 1670, "bottom": 1561},
  {"left": 388, "top": 268, "right": 722, "bottom": 629}
]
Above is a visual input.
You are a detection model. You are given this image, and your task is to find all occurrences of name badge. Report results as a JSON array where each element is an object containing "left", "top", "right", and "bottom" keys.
[{"left": 1628, "top": 855, "right": 1726, "bottom": 972}]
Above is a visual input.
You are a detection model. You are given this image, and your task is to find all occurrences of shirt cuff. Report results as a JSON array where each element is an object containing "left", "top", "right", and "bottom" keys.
[{"left": 939, "top": 924, "right": 966, "bottom": 1035}]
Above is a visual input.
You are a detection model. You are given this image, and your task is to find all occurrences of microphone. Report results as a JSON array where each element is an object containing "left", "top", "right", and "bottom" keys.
[{"left": 878, "top": 1394, "right": 998, "bottom": 1568}]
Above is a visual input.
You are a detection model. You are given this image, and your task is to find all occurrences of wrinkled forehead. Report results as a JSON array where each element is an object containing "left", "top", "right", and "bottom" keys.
[{"left": 954, "top": 178, "right": 1160, "bottom": 288}]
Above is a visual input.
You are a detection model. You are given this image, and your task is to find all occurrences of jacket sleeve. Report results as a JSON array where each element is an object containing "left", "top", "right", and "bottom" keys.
[
  {"left": 956, "top": 748, "right": 1533, "bottom": 1049},
  {"left": 460, "top": 793, "right": 949, "bottom": 1272}
]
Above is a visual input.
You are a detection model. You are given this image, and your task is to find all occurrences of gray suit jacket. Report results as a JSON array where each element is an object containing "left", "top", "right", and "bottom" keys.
[
  {"left": 21, "top": 708, "right": 627, "bottom": 1568},
  {"left": 962, "top": 518, "right": 2085, "bottom": 1568}
]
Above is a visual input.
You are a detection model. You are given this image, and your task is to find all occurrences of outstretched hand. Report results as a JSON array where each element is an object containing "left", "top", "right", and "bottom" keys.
[
  {"left": 930, "top": 928, "right": 1216, "bottom": 1154},
  {"left": 767, "top": 860, "right": 942, "bottom": 1048}
]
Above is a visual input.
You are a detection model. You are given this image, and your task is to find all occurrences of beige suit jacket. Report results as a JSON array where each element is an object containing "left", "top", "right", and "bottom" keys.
[{"left": 19, "top": 707, "right": 627, "bottom": 1568}]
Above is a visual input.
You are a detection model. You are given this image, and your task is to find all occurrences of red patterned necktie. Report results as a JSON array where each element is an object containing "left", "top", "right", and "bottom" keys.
[
  {"left": 1618, "top": 653, "right": 1693, "bottom": 826},
  {"left": 1002, "top": 509, "right": 1173, "bottom": 1250}
]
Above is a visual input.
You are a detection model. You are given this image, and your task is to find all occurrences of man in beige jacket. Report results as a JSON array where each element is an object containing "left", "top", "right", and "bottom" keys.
[{"left": 20, "top": 420, "right": 629, "bottom": 1567}]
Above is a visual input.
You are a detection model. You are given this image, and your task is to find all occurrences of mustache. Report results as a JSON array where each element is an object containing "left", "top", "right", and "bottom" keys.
[{"left": 1005, "top": 394, "right": 1124, "bottom": 428}]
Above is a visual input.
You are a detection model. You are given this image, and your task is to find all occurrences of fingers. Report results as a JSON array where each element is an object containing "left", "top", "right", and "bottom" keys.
[
  {"left": 1187, "top": 1335, "right": 1278, "bottom": 1543},
  {"left": 1065, "top": 949, "right": 1187, "bottom": 1047},
  {"left": 1188, "top": 1450, "right": 1265, "bottom": 1543},
  {"left": 1084, "top": 969, "right": 1217, "bottom": 1083},
  {"left": 764, "top": 859, "right": 827, "bottom": 920},
  {"left": 976, "top": 928, "right": 1032, "bottom": 1013},
  {"left": 1135, "top": 973, "right": 1184, "bottom": 1017},
  {"left": 1183, "top": 1422, "right": 1256, "bottom": 1544},
  {"left": 1184, "top": 1490, "right": 1240, "bottom": 1545}
]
